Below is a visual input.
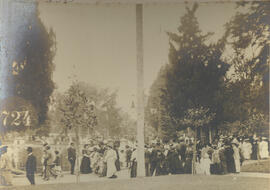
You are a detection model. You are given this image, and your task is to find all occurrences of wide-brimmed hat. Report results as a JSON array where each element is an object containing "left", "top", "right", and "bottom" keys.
[
  {"left": 231, "top": 139, "right": 239, "bottom": 145},
  {"left": 0, "top": 140, "right": 8, "bottom": 149},
  {"left": 107, "top": 142, "right": 114, "bottom": 148},
  {"left": 0, "top": 144, "right": 8, "bottom": 149},
  {"left": 43, "top": 142, "right": 48, "bottom": 147}
]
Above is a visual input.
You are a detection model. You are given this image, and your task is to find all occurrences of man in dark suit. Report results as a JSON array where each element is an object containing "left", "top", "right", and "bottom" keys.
[
  {"left": 67, "top": 142, "right": 76, "bottom": 174},
  {"left": 26, "top": 147, "right": 36, "bottom": 185}
]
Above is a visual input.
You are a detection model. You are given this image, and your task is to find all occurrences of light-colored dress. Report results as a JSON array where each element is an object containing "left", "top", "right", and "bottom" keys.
[
  {"left": 233, "top": 146, "right": 240, "bottom": 173},
  {"left": 242, "top": 142, "right": 252, "bottom": 160},
  {"left": 259, "top": 141, "right": 269, "bottom": 159},
  {"left": 119, "top": 150, "right": 126, "bottom": 168},
  {"left": 200, "top": 153, "right": 211, "bottom": 175},
  {"left": 105, "top": 149, "right": 117, "bottom": 178},
  {"left": 0, "top": 153, "right": 13, "bottom": 185}
]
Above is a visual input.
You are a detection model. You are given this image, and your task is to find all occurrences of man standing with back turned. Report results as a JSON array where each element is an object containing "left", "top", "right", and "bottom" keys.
[
  {"left": 26, "top": 147, "right": 36, "bottom": 185},
  {"left": 67, "top": 142, "right": 76, "bottom": 175}
]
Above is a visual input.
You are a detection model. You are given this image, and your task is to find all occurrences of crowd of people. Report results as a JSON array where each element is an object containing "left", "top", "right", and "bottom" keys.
[
  {"left": 53, "top": 135, "right": 269, "bottom": 179},
  {"left": 129, "top": 135, "right": 269, "bottom": 177},
  {"left": 0, "top": 135, "right": 269, "bottom": 186}
]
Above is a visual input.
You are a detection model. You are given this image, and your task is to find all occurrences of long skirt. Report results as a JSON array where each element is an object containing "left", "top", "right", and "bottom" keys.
[
  {"left": 184, "top": 159, "right": 192, "bottom": 174},
  {"left": 168, "top": 157, "right": 183, "bottom": 174},
  {"left": 145, "top": 162, "right": 151, "bottom": 176},
  {"left": 101, "top": 163, "right": 107, "bottom": 177},
  {"left": 115, "top": 159, "right": 121, "bottom": 171},
  {"left": 107, "top": 158, "right": 117, "bottom": 178},
  {"left": 150, "top": 162, "right": 157, "bottom": 176},
  {"left": 0, "top": 170, "right": 12, "bottom": 185},
  {"left": 234, "top": 158, "right": 240, "bottom": 173},
  {"left": 210, "top": 163, "right": 221, "bottom": 174},
  {"left": 200, "top": 159, "right": 210, "bottom": 175},
  {"left": 80, "top": 156, "right": 92, "bottom": 174},
  {"left": 226, "top": 157, "right": 236, "bottom": 173},
  {"left": 220, "top": 160, "right": 228, "bottom": 174},
  {"left": 130, "top": 161, "right": 137, "bottom": 178}
]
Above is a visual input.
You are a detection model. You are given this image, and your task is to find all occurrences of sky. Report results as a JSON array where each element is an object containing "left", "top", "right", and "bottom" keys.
[{"left": 38, "top": 2, "right": 238, "bottom": 112}]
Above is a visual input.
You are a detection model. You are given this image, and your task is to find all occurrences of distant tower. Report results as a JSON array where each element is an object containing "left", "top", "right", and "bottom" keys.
[
  {"left": 129, "top": 94, "right": 137, "bottom": 120},
  {"left": 131, "top": 100, "right": 135, "bottom": 109}
]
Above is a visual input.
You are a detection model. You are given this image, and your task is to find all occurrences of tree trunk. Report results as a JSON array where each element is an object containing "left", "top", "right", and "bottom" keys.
[
  {"left": 192, "top": 128, "right": 197, "bottom": 175},
  {"left": 75, "top": 126, "right": 80, "bottom": 183}
]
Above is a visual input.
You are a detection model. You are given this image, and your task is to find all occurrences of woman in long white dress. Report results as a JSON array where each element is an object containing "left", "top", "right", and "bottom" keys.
[
  {"left": 242, "top": 139, "right": 252, "bottom": 160},
  {"left": 259, "top": 138, "right": 269, "bottom": 159},
  {"left": 199, "top": 145, "right": 211, "bottom": 175},
  {"left": 232, "top": 143, "right": 240, "bottom": 173},
  {"left": 104, "top": 143, "right": 117, "bottom": 178}
]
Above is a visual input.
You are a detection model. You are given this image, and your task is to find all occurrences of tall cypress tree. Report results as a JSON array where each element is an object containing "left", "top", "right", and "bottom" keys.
[
  {"left": 0, "top": 7, "right": 55, "bottom": 133},
  {"left": 161, "top": 3, "right": 229, "bottom": 136}
]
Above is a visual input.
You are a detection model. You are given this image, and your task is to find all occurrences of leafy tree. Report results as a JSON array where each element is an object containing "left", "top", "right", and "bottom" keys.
[
  {"left": 147, "top": 3, "right": 229, "bottom": 140},
  {"left": 225, "top": 2, "right": 269, "bottom": 116},
  {"left": 221, "top": 2, "right": 269, "bottom": 135},
  {"left": 35, "top": 120, "right": 51, "bottom": 138},
  {"left": 56, "top": 83, "right": 97, "bottom": 138},
  {"left": 180, "top": 107, "right": 216, "bottom": 130},
  {"left": 53, "top": 82, "right": 125, "bottom": 139},
  {"left": 119, "top": 112, "right": 136, "bottom": 140},
  {"left": 219, "top": 113, "right": 268, "bottom": 138},
  {"left": 98, "top": 90, "right": 123, "bottom": 138},
  {"left": 145, "top": 65, "right": 170, "bottom": 138},
  {"left": 54, "top": 82, "right": 97, "bottom": 178}
]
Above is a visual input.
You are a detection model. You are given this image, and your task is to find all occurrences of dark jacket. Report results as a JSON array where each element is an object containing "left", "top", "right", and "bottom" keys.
[
  {"left": 53, "top": 155, "right": 61, "bottom": 166},
  {"left": 67, "top": 147, "right": 76, "bottom": 160},
  {"left": 26, "top": 154, "right": 36, "bottom": 174}
]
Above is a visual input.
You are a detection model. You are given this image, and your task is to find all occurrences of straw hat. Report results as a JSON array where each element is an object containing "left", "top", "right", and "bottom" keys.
[
  {"left": 107, "top": 141, "right": 114, "bottom": 148},
  {"left": 0, "top": 140, "right": 8, "bottom": 149},
  {"left": 0, "top": 143, "right": 8, "bottom": 154},
  {"left": 231, "top": 139, "right": 239, "bottom": 145},
  {"left": 0, "top": 144, "right": 7, "bottom": 149}
]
